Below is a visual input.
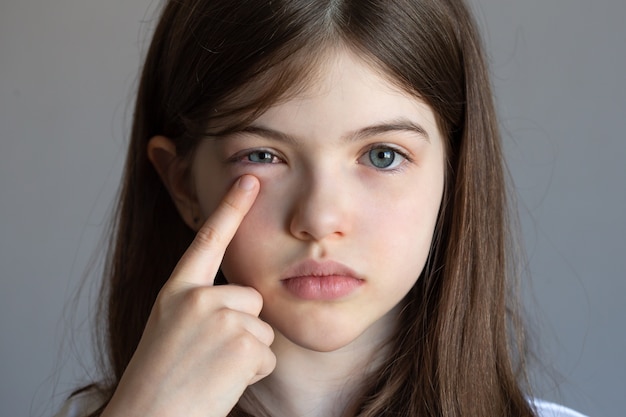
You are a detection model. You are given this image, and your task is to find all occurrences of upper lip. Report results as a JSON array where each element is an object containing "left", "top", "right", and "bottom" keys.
[{"left": 280, "top": 259, "right": 363, "bottom": 281}]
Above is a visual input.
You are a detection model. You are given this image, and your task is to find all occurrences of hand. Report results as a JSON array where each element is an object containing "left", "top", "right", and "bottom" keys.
[{"left": 103, "top": 175, "right": 276, "bottom": 417}]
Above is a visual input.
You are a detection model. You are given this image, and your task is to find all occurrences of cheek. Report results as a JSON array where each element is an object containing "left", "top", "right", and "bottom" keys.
[
  {"left": 237, "top": 175, "right": 289, "bottom": 230},
  {"left": 363, "top": 171, "right": 443, "bottom": 261},
  {"left": 368, "top": 196, "right": 438, "bottom": 259},
  {"left": 366, "top": 167, "right": 443, "bottom": 224},
  {"left": 219, "top": 178, "right": 290, "bottom": 284},
  {"left": 195, "top": 163, "right": 288, "bottom": 221}
]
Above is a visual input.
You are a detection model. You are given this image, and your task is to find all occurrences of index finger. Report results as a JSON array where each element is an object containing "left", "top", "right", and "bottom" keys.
[{"left": 169, "top": 175, "right": 260, "bottom": 288}]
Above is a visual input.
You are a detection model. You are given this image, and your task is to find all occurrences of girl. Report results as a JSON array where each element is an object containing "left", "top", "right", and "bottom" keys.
[{"left": 54, "top": 0, "right": 587, "bottom": 416}]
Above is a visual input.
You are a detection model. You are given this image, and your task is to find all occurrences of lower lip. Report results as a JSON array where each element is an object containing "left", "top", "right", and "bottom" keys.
[{"left": 282, "top": 276, "right": 363, "bottom": 300}]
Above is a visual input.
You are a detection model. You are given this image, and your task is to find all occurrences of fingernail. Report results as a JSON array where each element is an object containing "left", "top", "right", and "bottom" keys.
[{"left": 238, "top": 175, "right": 256, "bottom": 191}]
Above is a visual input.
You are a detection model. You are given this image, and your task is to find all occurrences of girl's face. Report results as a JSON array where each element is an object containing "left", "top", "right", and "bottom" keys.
[{"left": 191, "top": 50, "right": 445, "bottom": 352}]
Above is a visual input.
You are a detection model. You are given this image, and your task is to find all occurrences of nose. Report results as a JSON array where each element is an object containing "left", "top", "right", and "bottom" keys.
[{"left": 288, "top": 172, "right": 353, "bottom": 241}]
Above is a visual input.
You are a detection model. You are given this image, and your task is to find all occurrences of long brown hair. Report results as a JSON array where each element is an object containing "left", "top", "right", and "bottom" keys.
[{"left": 88, "top": 0, "right": 536, "bottom": 416}]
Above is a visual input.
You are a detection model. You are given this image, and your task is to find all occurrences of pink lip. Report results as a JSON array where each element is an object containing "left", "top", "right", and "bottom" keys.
[{"left": 281, "top": 260, "right": 364, "bottom": 300}]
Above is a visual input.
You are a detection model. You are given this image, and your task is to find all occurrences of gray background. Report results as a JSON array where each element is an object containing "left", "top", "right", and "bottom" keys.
[{"left": 1, "top": 0, "right": 624, "bottom": 416}]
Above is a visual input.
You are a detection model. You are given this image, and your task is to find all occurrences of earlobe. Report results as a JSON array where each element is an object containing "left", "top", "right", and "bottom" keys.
[{"left": 147, "top": 135, "right": 201, "bottom": 230}]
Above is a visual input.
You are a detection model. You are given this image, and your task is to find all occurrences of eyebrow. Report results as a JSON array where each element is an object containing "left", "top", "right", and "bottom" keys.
[
  {"left": 234, "top": 117, "right": 430, "bottom": 144},
  {"left": 350, "top": 118, "right": 430, "bottom": 143}
]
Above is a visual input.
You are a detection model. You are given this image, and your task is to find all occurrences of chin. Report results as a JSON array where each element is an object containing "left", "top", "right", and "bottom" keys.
[
  {"left": 263, "top": 299, "right": 401, "bottom": 355},
  {"left": 291, "top": 336, "right": 356, "bottom": 353},
  {"left": 273, "top": 321, "right": 371, "bottom": 353}
]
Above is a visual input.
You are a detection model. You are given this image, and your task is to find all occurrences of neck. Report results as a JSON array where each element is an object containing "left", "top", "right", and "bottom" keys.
[{"left": 244, "top": 310, "right": 397, "bottom": 417}]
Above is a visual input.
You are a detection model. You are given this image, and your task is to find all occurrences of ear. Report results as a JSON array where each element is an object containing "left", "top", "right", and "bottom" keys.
[{"left": 147, "top": 135, "right": 201, "bottom": 231}]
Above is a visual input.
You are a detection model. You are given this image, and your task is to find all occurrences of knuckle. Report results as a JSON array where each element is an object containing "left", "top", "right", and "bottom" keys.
[
  {"left": 261, "top": 322, "right": 275, "bottom": 345},
  {"left": 265, "top": 350, "right": 277, "bottom": 371},
  {"left": 221, "top": 196, "right": 249, "bottom": 227},
  {"left": 178, "top": 287, "right": 213, "bottom": 315},
  {"left": 151, "top": 286, "right": 212, "bottom": 323},
  {"left": 229, "top": 332, "right": 258, "bottom": 356},
  {"left": 221, "top": 196, "right": 242, "bottom": 216},
  {"left": 213, "top": 307, "right": 237, "bottom": 328},
  {"left": 249, "top": 349, "right": 277, "bottom": 384},
  {"left": 240, "top": 286, "right": 264, "bottom": 313},
  {"left": 194, "top": 224, "right": 223, "bottom": 248},
  {"left": 154, "top": 283, "right": 182, "bottom": 310}
]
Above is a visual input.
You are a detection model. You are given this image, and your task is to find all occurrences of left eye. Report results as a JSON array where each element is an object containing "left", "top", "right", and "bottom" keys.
[
  {"left": 246, "top": 150, "right": 281, "bottom": 164},
  {"left": 362, "top": 147, "right": 405, "bottom": 170}
]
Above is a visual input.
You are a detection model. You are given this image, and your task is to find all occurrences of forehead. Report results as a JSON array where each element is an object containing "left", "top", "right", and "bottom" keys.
[{"left": 250, "top": 49, "right": 442, "bottom": 143}]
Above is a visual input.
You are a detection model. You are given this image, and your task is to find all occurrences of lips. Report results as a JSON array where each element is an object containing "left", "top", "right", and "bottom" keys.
[{"left": 280, "top": 259, "right": 364, "bottom": 300}]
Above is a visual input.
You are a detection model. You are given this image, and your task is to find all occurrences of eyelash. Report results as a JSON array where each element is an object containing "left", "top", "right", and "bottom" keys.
[{"left": 227, "top": 144, "right": 412, "bottom": 171}]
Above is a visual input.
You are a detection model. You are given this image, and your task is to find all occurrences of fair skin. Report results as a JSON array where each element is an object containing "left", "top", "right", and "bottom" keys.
[{"left": 103, "top": 49, "right": 445, "bottom": 417}]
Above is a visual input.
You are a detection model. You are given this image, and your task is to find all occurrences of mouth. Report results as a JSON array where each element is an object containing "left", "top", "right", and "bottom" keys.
[{"left": 280, "top": 259, "right": 364, "bottom": 300}]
